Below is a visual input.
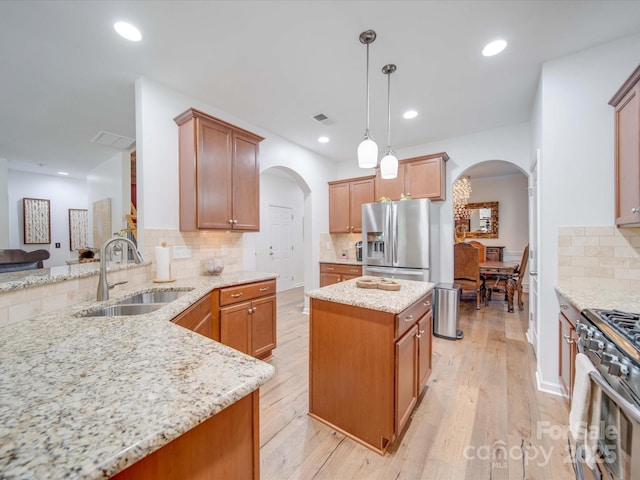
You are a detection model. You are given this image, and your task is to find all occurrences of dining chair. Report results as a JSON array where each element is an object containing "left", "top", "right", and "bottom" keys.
[
  {"left": 487, "top": 244, "right": 529, "bottom": 310},
  {"left": 466, "top": 240, "right": 486, "bottom": 263},
  {"left": 454, "top": 242, "right": 486, "bottom": 309}
]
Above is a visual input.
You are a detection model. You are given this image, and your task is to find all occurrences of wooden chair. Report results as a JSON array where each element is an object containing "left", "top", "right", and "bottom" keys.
[
  {"left": 0, "top": 249, "right": 50, "bottom": 273},
  {"left": 454, "top": 242, "right": 486, "bottom": 309},
  {"left": 466, "top": 241, "right": 486, "bottom": 263},
  {"left": 487, "top": 244, "right": 529, "bottom": 311}
]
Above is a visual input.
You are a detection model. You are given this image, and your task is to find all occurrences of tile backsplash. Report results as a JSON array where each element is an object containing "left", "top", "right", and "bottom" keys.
[
  {"left": 319, "top": 233, "right": 362, "bottom": 262},
  {"left": 558, "top": 226, "right": 640, "bottom": 289}
]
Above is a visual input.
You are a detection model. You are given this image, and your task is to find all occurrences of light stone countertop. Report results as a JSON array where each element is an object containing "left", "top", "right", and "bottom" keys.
[
  {"left": 319, "top": 259, "right": 363, "bottom": 267},
  {"left": 306, "top": 277, "right": 435, "bottom": 314},
  {"left": 0, "top": 271, "right": 277, "bottom": 479},
  {"left": 555, "top": 285, "right": 640, "bottom": 313}
]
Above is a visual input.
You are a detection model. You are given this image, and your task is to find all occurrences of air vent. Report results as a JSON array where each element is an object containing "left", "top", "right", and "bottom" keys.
[
  {"left": 91, "top": 131, "right": 136, "bottom": 150},
  {"left": 312, "top": 113, "right": 334, "bottom": 126}
]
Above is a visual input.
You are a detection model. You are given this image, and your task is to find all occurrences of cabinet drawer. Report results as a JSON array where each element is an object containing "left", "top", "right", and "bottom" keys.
[
  {"left": 320, "top": 263, "right": 362, "bottom": 276},
  {"left": 220, "top": 279, "right": 276, "bottom": 306},
  {"left": 557, "top": 292, "right": 581, "bottom": 327},
  {"left": 395, "top": 293, "right": 432, "bottom": 339}
]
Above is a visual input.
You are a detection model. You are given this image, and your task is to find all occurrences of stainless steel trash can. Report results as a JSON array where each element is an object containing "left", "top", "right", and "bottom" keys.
[{"left": 433, "top": 282, "right": 463, "bottom": 340}]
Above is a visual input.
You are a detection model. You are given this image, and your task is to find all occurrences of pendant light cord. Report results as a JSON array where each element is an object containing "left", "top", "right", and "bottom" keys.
[
  {"left": 386, "top": 69, "right": 391, "bottom": 149},
  {"left": 365, "top": 41, "right": 371, "bottom": 136}
]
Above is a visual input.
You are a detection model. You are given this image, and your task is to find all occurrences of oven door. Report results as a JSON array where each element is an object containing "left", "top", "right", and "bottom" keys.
[{"left": 584, "top": 371, "right": 640, "bottom": 480}]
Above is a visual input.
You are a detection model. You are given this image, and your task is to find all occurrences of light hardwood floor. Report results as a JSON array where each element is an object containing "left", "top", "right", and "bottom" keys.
[{"left": 260, "top": 288, "right": 575, "bottom": 480}]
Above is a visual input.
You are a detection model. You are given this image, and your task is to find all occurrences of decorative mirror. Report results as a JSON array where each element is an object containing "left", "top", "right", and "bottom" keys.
[{"left": 464, "top": 201, "right": 499, "bottom": 239}]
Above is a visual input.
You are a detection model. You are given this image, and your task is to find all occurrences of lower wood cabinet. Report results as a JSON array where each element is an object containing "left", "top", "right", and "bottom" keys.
[
  {"left": 112, "top": 390, "right": 260, "bottom": 480},
  {"left": 319, "top": 263, "right": 362, "bottom": 287},
  {"left": 218, "top": 279, "right": 277, "bottom": 360},
  {"left": 309, "top": 291, "right": 432, "bottom": 454},
  {"left": 557, "top": 293, "right": 580, "bottom": 402},
  {"left": 171, "top": 293, "right": 213, "bottom": 339}
]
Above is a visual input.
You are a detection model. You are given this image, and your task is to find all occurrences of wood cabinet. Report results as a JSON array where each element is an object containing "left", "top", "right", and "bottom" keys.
[
  {"left": 309, "top": 291, "right": 433, "bottom": 454},
  {"left": 112, "top": 390, "right": 260, "bottom": 480},
  {"left": 557, "top": 293, "right": 580, "bottom": 402},
  {"left": 328, "top": 176, "right": 375, "bottom": 233},
  {"left": 217, "top": 279, "right": 277, "bottom": 360},
  {"left": 375, "top": 152, "right": 449, "bottom": 201},
  {"left": 319, "top": 263, "right": 363, "bottom": 287},
  {"left": 171, "top": 293, "right": 213, "bottom": 339},
  {"left": 609, "top": 64, "right": 640, "bottom": 227},
  {"left": 174, "top": 108, "right": 264, "bottom": 232}
]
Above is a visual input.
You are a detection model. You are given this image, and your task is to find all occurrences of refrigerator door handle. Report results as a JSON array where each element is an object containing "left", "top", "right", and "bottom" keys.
[{"left": 392, "top": 203, "right": 398, "bottom": 266}]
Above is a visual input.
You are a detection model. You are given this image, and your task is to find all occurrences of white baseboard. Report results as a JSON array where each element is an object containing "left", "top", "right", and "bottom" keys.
[
  {"left": 302, "top": 306, "right": 309, "bottom": 315},
  {"left": 535, "top": 371, "right": 566, "bottom": 398}
]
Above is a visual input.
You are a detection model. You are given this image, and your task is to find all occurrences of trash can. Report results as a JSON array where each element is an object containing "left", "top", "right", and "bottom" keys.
[{"left": 433, "top": 282, "right": 463, "bottom": 340}]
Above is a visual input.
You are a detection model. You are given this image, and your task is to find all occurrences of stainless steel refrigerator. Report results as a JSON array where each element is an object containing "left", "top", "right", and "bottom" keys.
[{"left": 362, "top": 198, "right": 430, "bottom": 281}]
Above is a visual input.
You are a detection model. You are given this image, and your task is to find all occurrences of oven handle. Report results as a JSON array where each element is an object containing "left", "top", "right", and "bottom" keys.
[{"left": 589, "top": 371, "right": 640, "bottom": 424}]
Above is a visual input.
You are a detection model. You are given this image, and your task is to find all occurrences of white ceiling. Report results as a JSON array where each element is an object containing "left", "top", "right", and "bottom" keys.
[{"left": 2, "top": 0, "right": 640, "bottom": 178}]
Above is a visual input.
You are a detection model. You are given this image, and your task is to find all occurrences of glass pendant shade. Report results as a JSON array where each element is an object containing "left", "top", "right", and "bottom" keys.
[
  {"left": 380, "top": 151, "right": 398, "bottom": 179},
  {"left": 358, "top": 136, "right": 378, "bottom": 168}
]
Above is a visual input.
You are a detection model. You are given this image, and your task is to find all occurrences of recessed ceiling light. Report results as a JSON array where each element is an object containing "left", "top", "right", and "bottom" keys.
[
  {"left": 403, "top": 110, "right": 418, "bottom": 119},
  {"left": 114, "top": 21, "right": 142, "bottom": 42},
  {"left": 482, "top": 39, "right": 507, "bottom": 57},
  {"left": 57, "top": 171, "right": 69, "bottom": 176},
  {"left": 318, "top": 136, "right": 329, "bottom": 143}
]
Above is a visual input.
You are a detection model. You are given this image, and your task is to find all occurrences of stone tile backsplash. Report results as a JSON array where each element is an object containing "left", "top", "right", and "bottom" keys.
[
  {"left": 558, "top": 226, "right": 640, "bottom": 289},
  {"left": 319, "top": 233, "right": 362, "bottom": 262}
]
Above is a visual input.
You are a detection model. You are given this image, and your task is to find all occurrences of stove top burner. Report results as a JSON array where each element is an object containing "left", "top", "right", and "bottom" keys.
[{"left": 597, "top": 309, "right": 640, "bottom": 347}]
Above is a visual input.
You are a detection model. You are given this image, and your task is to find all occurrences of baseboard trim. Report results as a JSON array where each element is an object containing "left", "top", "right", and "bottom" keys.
[{"left": 535, "top": 371, "right": 566, "bottom": 397}]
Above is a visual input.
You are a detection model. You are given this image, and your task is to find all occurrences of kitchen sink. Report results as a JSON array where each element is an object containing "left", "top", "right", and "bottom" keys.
[
  {"left": 79, "top": 288, "right": 193, "bottom": 317},
  {"left": 113, "top": 290, "right": 191, "bottom": 306}
]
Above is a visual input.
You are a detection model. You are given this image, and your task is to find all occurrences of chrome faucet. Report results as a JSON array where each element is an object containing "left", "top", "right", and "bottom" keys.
[{"left": 96, "top": 236, "right": 144, "bottom": 301}]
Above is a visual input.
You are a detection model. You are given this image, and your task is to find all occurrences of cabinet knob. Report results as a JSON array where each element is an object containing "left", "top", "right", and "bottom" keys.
[
  {"left": 228, "top": 219, "right": 233, "bottom": 224},
  {"left": 563, "top": 334, "right": 574, "bottom": 344},
  {"left": 248, "top": 308, "right": 253, "bottom": 314},
  {"left": 416, "top": 329, "right": 426, "bottom": 338},
  {"left": 233, "top": 219, "right": 238, "bottom": 224},
  {"left": 632, "top": 207, "right": 640, "bottom": 214}
]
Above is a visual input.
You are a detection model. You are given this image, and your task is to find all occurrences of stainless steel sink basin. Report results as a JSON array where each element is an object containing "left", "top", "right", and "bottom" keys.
[
  {"left": 114, "top": 290, "right": 191, "bottom": 306},
  {"left": 81, "top": 304, "right": 166, "bottom": 317},
  {"left": 79, "top": 288, "right": 193, "bottom": 317}
]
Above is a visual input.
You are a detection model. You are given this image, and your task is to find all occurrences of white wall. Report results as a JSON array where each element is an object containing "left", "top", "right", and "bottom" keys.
[
  {"left": 0, "top": 158, "right": 8, "bottom": 248},
  {"left": 87, "top": 151, "right": 130, "bottom": 244},
  {"left": 135, "top": 77, "right": 337, "bottom": 304},
  {"left": 7, "top": 170, "right": 87, "bottom": 266},
  {"left": 536, "top": 32, "right": 640, "bottom": 394},
  {"left": 466, "top": 174, "right": 529, "bottom": 260}
]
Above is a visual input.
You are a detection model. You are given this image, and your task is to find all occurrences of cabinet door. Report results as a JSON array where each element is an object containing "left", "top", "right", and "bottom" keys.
[
  {"left": 329, "top": 182, "right": 351, "bottom": 233},
  {"left": 232, "top": 132, "right": 261, "bottom": 231},
  {"left": 193, "top": 313, "right": 213, "bottom": 339},
  {"left": 172, "top": 294, "right": 212, "bottom": 339},
  {"left": 417, "top": 312, "right": 432, "bottom": 393},
  {"left": 375, "top": 166, "right": 406, "bottom": 201},
  {"left": 614, "top": 85, "right": 640, "bottom": 226},
  {"left": 349, "top": 178, "right": 375, "bottom": 233},
  {"left": 320, "top": 272, "right": 341, "bottom": 287},
  {"left": 395, "top": 324, "right": 418, "bottom": 435},
  {"left": 558, "top": 313, "right": 577, "bottom": 400},
  {"left": 251, "top": 295, "right": 277, "bottom": 359},
  {"left": 220, "top": 301, "right": 252, "bottom": 355},
  {"left": 197, "top": 118, "right": 233, "bottom": 229},
  {"left": 406, "top": 157, "right": 445, "bottom": 200}
]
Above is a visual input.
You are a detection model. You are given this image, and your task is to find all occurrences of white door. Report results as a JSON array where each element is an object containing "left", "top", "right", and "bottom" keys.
[
  {"left": 269, "top": 204, "right": 293, "bottom": 292},
  {"left": 528, "top": 153, "right": 539, "bottom": 354}
]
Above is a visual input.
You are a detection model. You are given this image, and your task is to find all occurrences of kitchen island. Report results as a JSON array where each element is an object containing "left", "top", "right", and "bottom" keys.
[
  {"left": 0, "top": 272, "right": 276, "bottom": 479},
  {"left": 306, "top": 277, "right": 435, "bottom": 454}
]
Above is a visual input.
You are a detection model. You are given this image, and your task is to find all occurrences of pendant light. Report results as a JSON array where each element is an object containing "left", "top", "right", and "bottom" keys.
[
  {"left": 380, "top": 64, "right": 398, "bottom": 179},
  {"left": 357, "top": 30, "right": 378, "bottom": 168}
]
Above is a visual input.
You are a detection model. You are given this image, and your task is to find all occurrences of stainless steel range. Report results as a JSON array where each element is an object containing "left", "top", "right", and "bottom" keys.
[{"left": 576, "top": 309, "right": 640, "bottom": 480}]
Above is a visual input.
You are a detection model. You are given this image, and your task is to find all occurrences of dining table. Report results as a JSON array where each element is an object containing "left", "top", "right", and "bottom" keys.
[{"left": 479, "top": 260, "right": 519, "bottom": 312}]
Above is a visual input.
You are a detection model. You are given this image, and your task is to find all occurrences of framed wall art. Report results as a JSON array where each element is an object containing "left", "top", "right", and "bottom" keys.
[
  {"left": 23, "top": 198, "right": 51, "bottom": 245},
  {"left": 68, "top": 209, "right": 89, "bottom": 251}
]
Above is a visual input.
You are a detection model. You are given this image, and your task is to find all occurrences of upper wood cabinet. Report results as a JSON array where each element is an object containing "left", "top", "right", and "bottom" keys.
[
  {"left": 375, "top": 152, "right": 449, "bottom": 201},
  {"left": 609, "top": 64, "right": 640, "bottom": 227},
  {"left": 174, "top": 108, "right": 264, "bottom": 231},
  {"left": 328, "top": 176, "right": 375, "bottom": 233}
]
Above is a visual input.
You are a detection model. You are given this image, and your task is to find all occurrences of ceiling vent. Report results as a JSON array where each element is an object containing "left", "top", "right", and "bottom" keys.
[
  {"left": 91, "top": 131, "right": 136, "bottom": 150},
  {"left": 312, "top": 113, "right": 334, "bottom": 126}
]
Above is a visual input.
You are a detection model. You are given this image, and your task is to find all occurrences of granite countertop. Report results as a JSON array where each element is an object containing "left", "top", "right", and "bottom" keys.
[
  {"left": 319, "top": 259, "right": 363, "bottom": 266},
  {"left": 555, "top": 285, "right": 640, "bottom": 313},
  {"left": 307, "top": 277, "right": 435, "bottom": 314},
  {"left": 0, "top": 271, "right": 277, "bottom": 479}
]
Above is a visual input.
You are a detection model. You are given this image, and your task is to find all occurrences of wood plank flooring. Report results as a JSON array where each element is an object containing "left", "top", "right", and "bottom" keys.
[{"left": 260, "top": 288, "right": 575, "bottom": 479}]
